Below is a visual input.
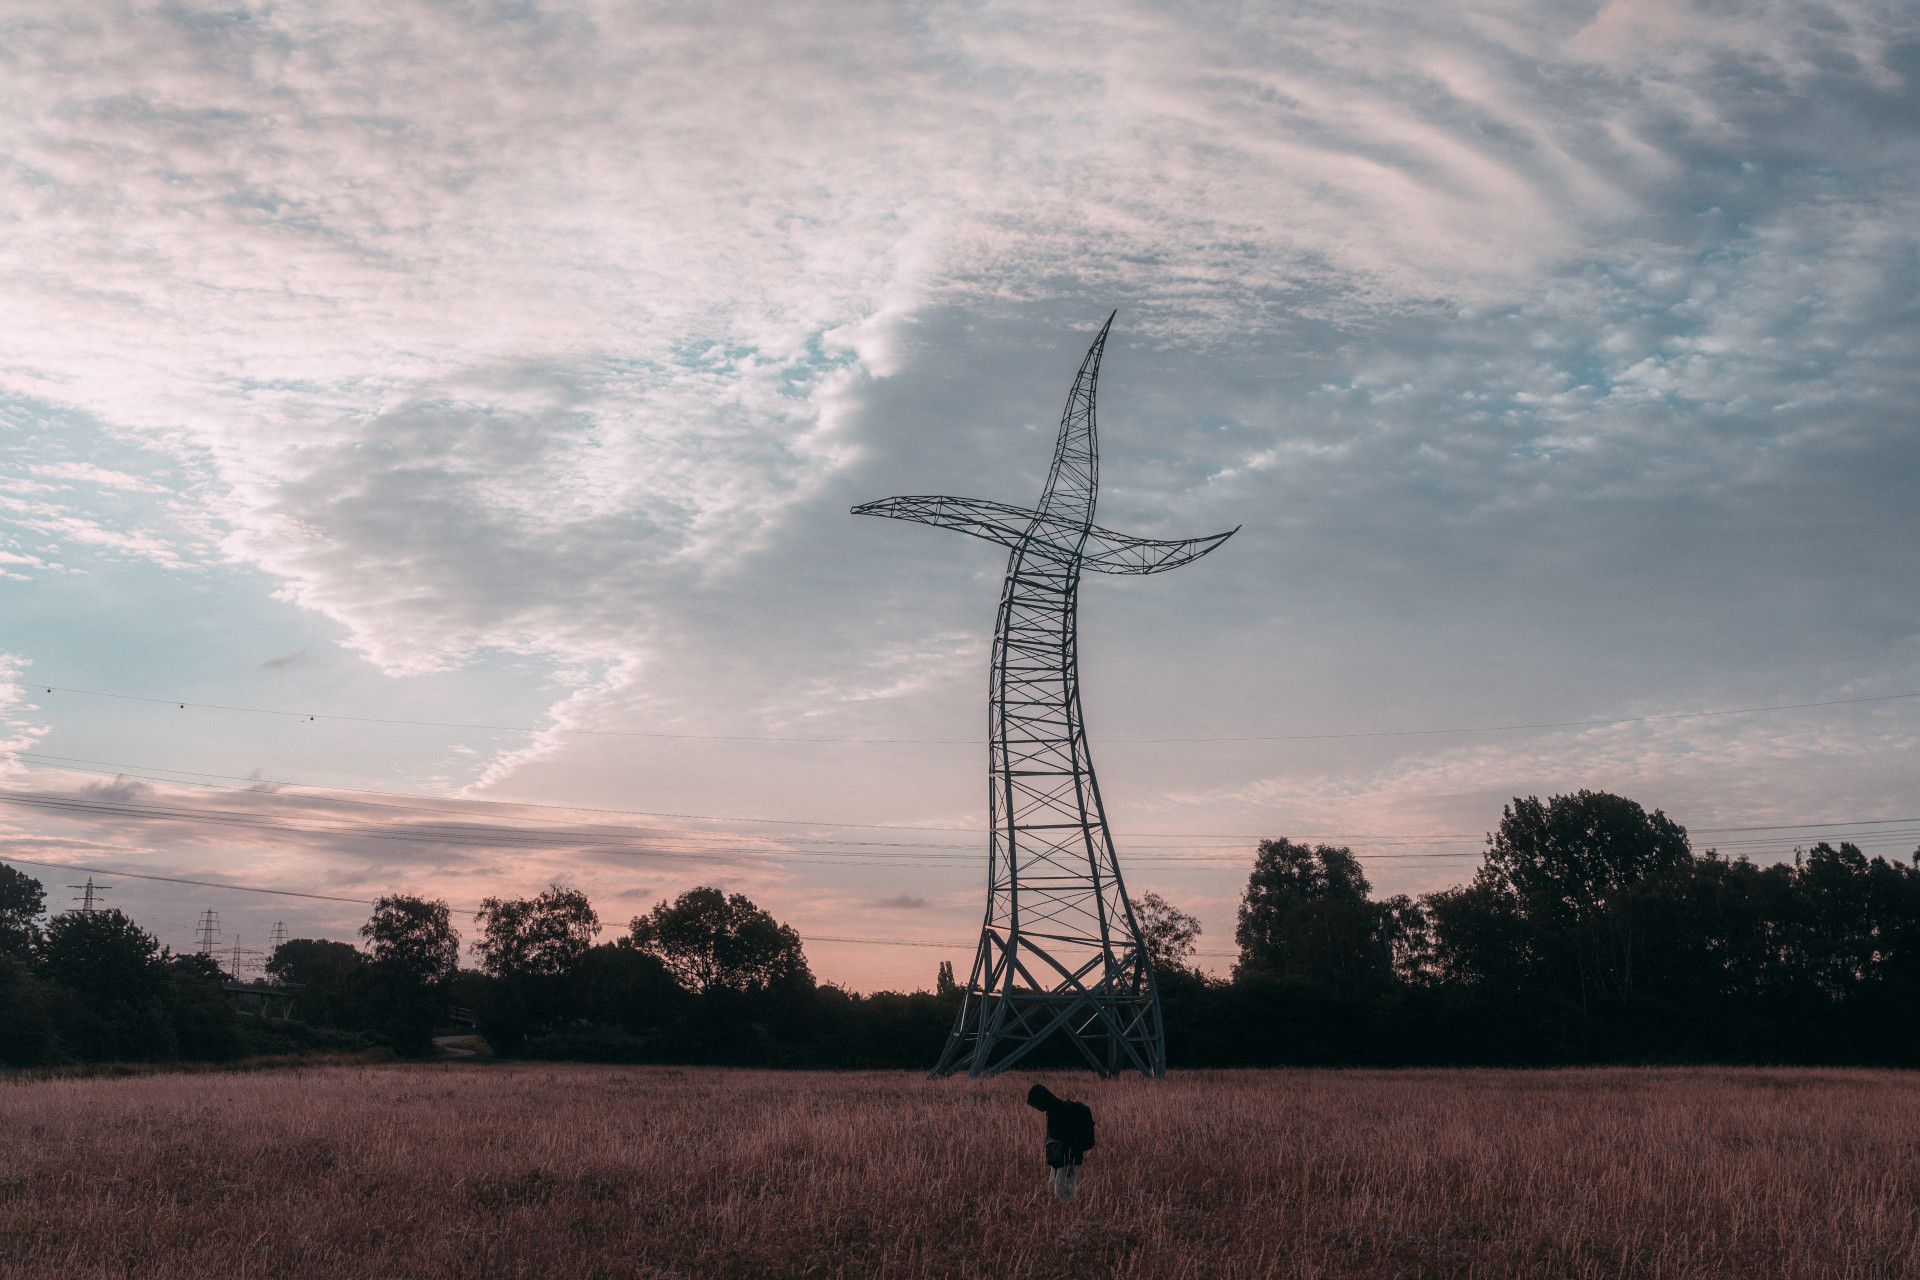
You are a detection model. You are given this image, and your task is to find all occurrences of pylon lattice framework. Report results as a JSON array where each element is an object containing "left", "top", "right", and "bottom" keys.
[{"left": 854, "top": 313, "right": 1236, "bottom": 1078}]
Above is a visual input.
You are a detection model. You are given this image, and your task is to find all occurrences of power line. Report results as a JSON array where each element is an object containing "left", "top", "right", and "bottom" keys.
[
  {"left": 0, "top": 788, "right": 1502, "bottom": 870},
  {"left": 12, "top": 757, "right": 1251, "bottom": 850},
  {"left": 18, "top": 750, "right": 1916, "bottom": 847},
  {"left": 0, "top": 790, "right": 984, "bottom": 865},
  {"left": 12, "top": 826, "right": 1916, "bottom": 965},
  {"left": 17, "top": 752, "right": 1253, "bottom": 842},
  {"left": 5, "top": 856, "right": 374, "bottom": 906},
  {"left": 5, "top": 854, "right": 1239, "bottom": 961},
  {"left": 806, "top": 932, "right": 1239, "bottom": 959},
  {"left": 28, "top": 682, "right": 1920, "bottom": 745},
  {"left": 6, "top": 775, "right": 1917, "bottom": 877},
  {"left": 1688, "top": 816, "right": 1920, "bottom": 835}
]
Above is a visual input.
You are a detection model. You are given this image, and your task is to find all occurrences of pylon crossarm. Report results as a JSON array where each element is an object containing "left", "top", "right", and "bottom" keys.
[
  {"left": 1081, "top": 523, "right": 1240, "bottom": 575},
  {"left": 849, "top": 495, "right": 1038, "bottom": 549},
  {"left": 852, "top": 494, "right": 1236, "bottom": 576}
]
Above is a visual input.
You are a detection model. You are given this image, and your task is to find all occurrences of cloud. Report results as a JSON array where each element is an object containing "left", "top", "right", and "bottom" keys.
[
  {"left": 0, "top": 763, "right": 836, "bottom": 939},
  {"left": 77, "top": 776, "right": 156, "bottom": 805},
  {"left": 874, "top": 893, "right": 931, "bottom": 911},
  {"left": 0, "top": 654, "right": 47, "bottom": 782},
  {"left": 1145, "top": 699, "right": 1920, "bottom": 894},
  {"left": 1, "top": 0, "right": 1915, "bottom": 988},
  {"left": 18, "top": 0, "right": 1903, "bottom": 685},
  {"left": 0, "top": 487, "right": 196, "bottom": 572},
  {"left": 26, "top": 462, "right": 165, "bottom": 493}
]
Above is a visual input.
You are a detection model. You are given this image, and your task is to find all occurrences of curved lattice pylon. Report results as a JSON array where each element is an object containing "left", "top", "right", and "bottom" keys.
[{"left": 854, "top": 313, "right": 1236, "bottom": 1078}]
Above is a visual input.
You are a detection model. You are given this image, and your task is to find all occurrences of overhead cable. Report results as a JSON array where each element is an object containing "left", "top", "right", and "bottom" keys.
[
  {"left": 0, "top": 788, "right": 1488, "bottom": 864},
  {"left": 29, "top": 683, "right": 1920, "bottom": 745},
  {"left": 16, "top": 750, "right": 1918, "bottom": 845}
]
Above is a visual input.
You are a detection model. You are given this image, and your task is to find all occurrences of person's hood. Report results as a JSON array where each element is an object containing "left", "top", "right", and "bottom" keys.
[{"left": 1026, "top": 1084, "right": 1058, "bottom": 1110}]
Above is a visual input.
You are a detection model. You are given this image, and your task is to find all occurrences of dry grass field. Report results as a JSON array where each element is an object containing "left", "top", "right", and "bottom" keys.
[{"left": 4, "top": 1062, "right": 1919, "bottom": 1279}]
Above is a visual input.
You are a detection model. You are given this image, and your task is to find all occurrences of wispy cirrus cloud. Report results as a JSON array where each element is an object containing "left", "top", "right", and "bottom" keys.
[
  {"left": 0, "top": 655, "right": 47, "bottom": 782},
  {"left": 11, "top": 0, "right": 1907, "bottom": 693}
]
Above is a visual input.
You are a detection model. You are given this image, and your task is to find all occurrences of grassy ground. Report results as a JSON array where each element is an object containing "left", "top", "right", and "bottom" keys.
[{"left": 3, "top": 1063, "right": 1918, "bottom": 1278}]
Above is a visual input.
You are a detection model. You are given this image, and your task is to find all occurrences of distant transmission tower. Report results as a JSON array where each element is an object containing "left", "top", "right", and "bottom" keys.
[
  {"left": 194, "top": 908, "right": 221, "bottom": 954},
  {"left": 67, "top": 877, "right": 109, "bottom": 913},
  {"left": 269, "top": 920, "right": 288, "bottom": 952},
  {"left": 229, "top": 937, "right": 244, "bottom": 980},
  {"left": 854, "top": 313, "right": 1235, "bottom": 1078}
]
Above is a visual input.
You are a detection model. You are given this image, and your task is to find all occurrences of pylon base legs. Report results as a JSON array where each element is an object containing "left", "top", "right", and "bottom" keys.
[{"left": 930, "top": 987, "right": 1165, "bottom": 1079}]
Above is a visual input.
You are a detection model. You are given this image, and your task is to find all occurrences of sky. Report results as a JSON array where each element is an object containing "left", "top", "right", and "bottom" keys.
[{"left": 1, "top": 0, "right": 1916, "bottom": 991}]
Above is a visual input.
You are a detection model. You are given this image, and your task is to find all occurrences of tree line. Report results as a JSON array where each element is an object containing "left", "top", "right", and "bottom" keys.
[{"left": 4, "top": 789, "right": 1919, "bottom": 1070}]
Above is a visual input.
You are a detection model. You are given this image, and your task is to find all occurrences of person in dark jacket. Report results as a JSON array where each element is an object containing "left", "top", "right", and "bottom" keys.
[{"left": 1026, "top": 1084, "right": 1096, "bottom": 1201}]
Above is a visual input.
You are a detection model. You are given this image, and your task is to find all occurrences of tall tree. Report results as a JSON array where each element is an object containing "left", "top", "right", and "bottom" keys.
[
  {"left": 1784, "top": 842, "right": 1885, "bottom": 999},
  {"left": 1423, "top": 877, "right": 1533, "bottom": 991},
  {"left": 1483, "top": 792, "right": 1692, "bottom": 929},
  {"left": 360, "top": 896, "right": 459, "bottom": 1056},
  {"left": 474, "top": 885, "right": 601, "bottom": 1054},
  {"left": 1476, "top": 791, "right": 1693, "bottom": 1001},
  {"left": 0, "top": 863, "right": 46, "bottom": 961},
  {"left": 1236, "top": 839, "right": 1394, "bottom": 994},
  {"left": 39, "top": 908, "right": 165, "bottom": 1006},
  {"left": 361, "top": 896, "right": 460, "bottom": 990},
  {"left": 475, "top": 885, "right": 600, "bottom": 981},
  {"left": 266, "top": 937, "right": 368, "bottom": 1028},
  {"left": 627, "top": 888, "right": 810, "bottom": 997},
  {"left": 1133, "top": 892, "right": 1203, "bottom": 976}
]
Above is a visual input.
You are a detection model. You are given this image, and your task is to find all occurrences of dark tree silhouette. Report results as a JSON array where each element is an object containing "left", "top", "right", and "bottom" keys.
[
  {"left": 359, "top": 896, "right": 459, "bottom": 1055},
  {"left": 167, "top": 950, "right": 226, "bottom": 983},
  {"left": 579, "top": 941, "right": 683, "bottom": 1030},
  {"left": 0, "top": 956, "right": 59, "bottom": 1068},
  {"left": 1235, "top": 839, "right": 1396, "bottom": 995},
  {"left": 266, "top": 938, "right": 367, "bottom": 1028},
  {"left": 13, "top": 791, "right": 1920, "bottom": 1071},
  {"left": 40, "top": 909, "right": 165, "bottom": 1005},
  {"left": 1484, "top": 792, "right": 1691, "bottom": 921},
  {"left": 476, "top": 884, "right": 599, "bottom": 981},
  {"left": 0, "top": 863, "right": 45, "bottom": 961},
  {"left": 361, "top": 896, "right": 460, "bottom": 989},
  {"left": 1133, "top": 892, "right": 1202, "bottom": 976},
  {"left": 36, "top": 909, "right": 175, "bottom": 1061},
  {"left": 1477, "top": 791, "right": 1693, "bottom": 1002},
  {"left": 475, "top": 884, "right": 600, "bottom": 1053},
  {"left": 627, "top": 888, "right": 810, "bottom": 997},
  {"left": 1424, "top": 876, "right": 1533, "bottom": 990},
  {"left": 163, "top": 950, "right": 244, "bottom": 1060}
]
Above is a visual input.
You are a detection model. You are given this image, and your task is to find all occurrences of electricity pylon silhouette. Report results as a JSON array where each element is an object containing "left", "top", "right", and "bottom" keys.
[
  {"left": 194, "top": 909, "right": 221, "bottom": 954},
  {"left": 854, "top": 313, "right": 1235, "bottom": 1078}
]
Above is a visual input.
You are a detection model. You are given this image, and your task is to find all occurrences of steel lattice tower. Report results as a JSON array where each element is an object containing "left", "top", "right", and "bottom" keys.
[{"left": 854, "top": 313, "right": 1236, "bottom": 1078}]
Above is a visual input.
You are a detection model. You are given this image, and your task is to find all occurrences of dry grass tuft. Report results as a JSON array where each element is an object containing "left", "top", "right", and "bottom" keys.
[{"left": 4, "top": 1063, "right": 1919, "bottom": 1278}]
